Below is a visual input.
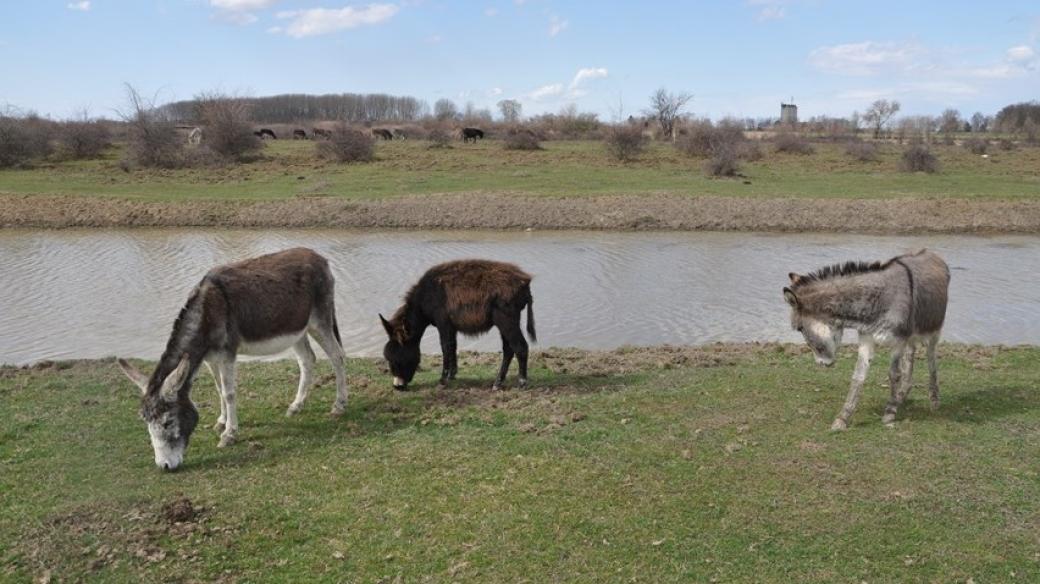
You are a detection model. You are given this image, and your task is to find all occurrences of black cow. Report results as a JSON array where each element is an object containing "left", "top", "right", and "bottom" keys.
[
  {"left": 462, "top": 127, "right": 484, "bottom": 143},
  {"left": 293, "top": 129, "right": 307, "bottom": 140},
  {"left": 371, "top": 128, "right": 393, "bottom": 140}
]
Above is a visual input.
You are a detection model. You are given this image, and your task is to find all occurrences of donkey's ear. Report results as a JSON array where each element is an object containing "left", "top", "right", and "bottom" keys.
[
  {"left": 379, "top": 314, "right": 394, "bottom": 337},
  {"left": 159, "top": 354, "right": 191, "bottom": 402},
  {"left": 788, "top": 272, "right": 804, "bottom": 285},
  {"left": 783, "top": 287, "right": 799, "bottom": 308},
  {"left": 117, "top": 358, "right": 149, "bottom": 395}
]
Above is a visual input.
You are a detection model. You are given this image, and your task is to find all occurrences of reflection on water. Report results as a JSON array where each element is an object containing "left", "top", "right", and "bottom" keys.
[{"left": 1, "top": 229, "right": 1038, "bottom": 364}]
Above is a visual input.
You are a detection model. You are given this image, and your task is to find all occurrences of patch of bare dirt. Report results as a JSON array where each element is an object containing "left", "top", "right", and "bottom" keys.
[{"left": 3, "top": 193, "right": 1040, "bottom": 233}]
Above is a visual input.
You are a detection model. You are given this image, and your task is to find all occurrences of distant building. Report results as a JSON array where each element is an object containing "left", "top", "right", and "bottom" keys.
[{"left": 780, "top": 103, "right": 798, "bottom": 125}]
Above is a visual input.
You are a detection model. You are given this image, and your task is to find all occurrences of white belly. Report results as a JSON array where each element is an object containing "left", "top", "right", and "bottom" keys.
[{"left": 239, "top": 331, "right": 306, "bottom": 356}]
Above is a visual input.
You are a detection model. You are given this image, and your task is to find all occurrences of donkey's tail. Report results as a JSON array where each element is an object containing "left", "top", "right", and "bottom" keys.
[{"left": 526, "top": 290, "right": 537, "bottom": 343}]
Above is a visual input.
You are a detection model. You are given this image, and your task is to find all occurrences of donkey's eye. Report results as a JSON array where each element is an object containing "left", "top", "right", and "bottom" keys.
[{"left": 796, "top": 326, "right": 803, "bottom": 333}]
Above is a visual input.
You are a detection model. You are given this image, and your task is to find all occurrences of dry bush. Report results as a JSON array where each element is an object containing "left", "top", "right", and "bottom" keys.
[
  {"left": 675, "top": 120, "right": 746, "bottom": 158},
  {"left": 704, "top": 144, "right": 741, "bottom": 177},
  {"left": 998, "top": 138, "right": 1016, "bottom": 151},
  {"left": 120, "top": 84, "right": 184, "bottom": 168},
  {"left": 317, "top": 124, "right": 375, "bottom": 162},
  {"left": 900, "top": 143, "right": 940, "bottom": 173},
  {"left": 0, "top": 114, "right": 54, "bottom": 168},
  {"left": 844, "top": 140, "right": 878, "bottom": 162},
  {"left": 603, "top": 125, "right": 648, "bottom": 162},
  {"left": 427, "top": 127, "right": 453, "bottom": 149},
  {"left": 503, "top": 129, "right": 542, "bottom": 151},
  {"left": 737, "top": 140, "right": 763, "bottom": 162},
  {"left": 194, "top": 93, "right": 262, "bottom": 160},
  {"left": 963, "top": 137, "right": 988, "bottom": 155},
  {"left": 57, "top": 118, "right": 110, "bottom": 160},
  {"left": 773, "top": 131, "right": 815, "bottom": 155}
]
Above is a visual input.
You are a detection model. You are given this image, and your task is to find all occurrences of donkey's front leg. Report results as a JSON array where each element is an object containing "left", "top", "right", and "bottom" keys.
[
  {"left": 217, "top": 358, "right": 239, "bottom": 448},
  {"left": 205, "top": 360, "right": 227, "bottom": 433},
  {"left": 437, "top": 326, "right": 457, "bottom": 386},
  {"left": 832, "top": 339, "right": 874, "bottom": 431}
]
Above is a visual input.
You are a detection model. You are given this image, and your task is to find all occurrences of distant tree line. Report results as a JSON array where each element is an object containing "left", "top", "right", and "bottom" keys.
[{"left": 162, "top": 93, "right": 429, "bottom": 124}]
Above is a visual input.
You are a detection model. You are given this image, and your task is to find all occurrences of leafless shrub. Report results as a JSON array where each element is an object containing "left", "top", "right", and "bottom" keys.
[
  {"left": 503, "top": 128, "right": 542, "bottom": 151},
  {"left": 675, "top": 119, "right": 745, "bottom": 157},
  {"left": 773, "top": 131, "right": 815, "bottom": 155},
  {"left": 844, "top": 140, "right": 878, "bottom": 162},
  {"left": 119, "top": 84, "right": 184, "bottom": 168},
  {"left": 0, "top": 113, "right": 54, "bottom": 168},
  {"left": 603, "top": 124, "right": 648, "bottom": 162},
  {"left": 737, "top": 140, "right": 763, "bottom": 162},
  {"left": 704, "top": 143, "right": 741, "bottom": 177},
  {"left": 194, "top": 92, "right": 262, "bottom": 160},
  {"left": 901, "top": 143, "right": 940, "bottom": 173},
  {"left": 998, "top": 138, "right": 1016, "bottom": 151},
  {"left": 57, "top": 114, "right": 110, "bottom": 160},
  {"left": 316, "top": 124, "right": 375, "bottom": 162},
  {"left": 427, "top": 127, "right": 453, "bottom": 149},
  {"left": 963, "top": 137, "right": 988, "bottom": 155}
]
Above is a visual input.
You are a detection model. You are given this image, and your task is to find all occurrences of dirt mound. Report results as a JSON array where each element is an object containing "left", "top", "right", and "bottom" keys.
[
  {"left": 3, "top": 193, "right": 1040, "bottom": 234},
  {"left": 160, "top": 496, "right": 198, "bottom": 524}
]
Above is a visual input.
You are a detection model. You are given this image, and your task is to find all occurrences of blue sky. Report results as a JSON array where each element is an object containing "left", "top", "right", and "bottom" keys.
[{"left": 1, "top": 1, "right": 1038, "bottom": 121}]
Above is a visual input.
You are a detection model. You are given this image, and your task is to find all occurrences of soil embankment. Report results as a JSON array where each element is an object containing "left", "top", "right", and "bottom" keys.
[{"left": 2, "top": 193, "right": 1039, "bottom": 233}]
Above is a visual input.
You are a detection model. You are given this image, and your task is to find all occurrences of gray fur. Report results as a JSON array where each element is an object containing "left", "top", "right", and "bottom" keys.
[{"left": 784, "top": 250, "right": 950, "bottom": 429}]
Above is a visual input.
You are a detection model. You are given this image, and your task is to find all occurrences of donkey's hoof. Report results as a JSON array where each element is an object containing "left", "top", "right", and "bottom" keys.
[
  {"left": 881, "top": 413, "right": 897, "bottom": 426},
  {"left": 517, "top": 377, "right": 528, "bottom": 389},
  {"left": 212, "top": 421, "right": 226, "bottom": 433},
  {"left": 329, "top": 402, "right": 347, "bottom": 417},
  {"left": 929, "top": 398, "right": 941, "bottom": 411},
  {"left": 830, "top": 419, "right": 848, "bottom": 431},
  {"left": 218, "top": 433, "right": 237, "bottom": 448},
  {"left": 438, "top": 378, "right": 449, "bottom": 387},
  {"left": 491, "top": 382, "right": 503, "bottom": 391},
  {"left": 286, "top": 404, "right": 303, "bottom": 417}
]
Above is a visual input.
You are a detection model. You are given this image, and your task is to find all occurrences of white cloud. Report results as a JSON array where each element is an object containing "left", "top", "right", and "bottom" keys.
[
  {"left": 747, "top": 0, "right": 787, "bottom": 22},
  {"left": 209, "top": 0, "right": 280, "bottom": 25},
  {"left": 809, "top": 41, "right": 921, "bottom": 76},
  {"left": 489, "top": 87, "right": 504, "bottom": 96},
  {"left": 530, "top": 84, "right": 564, "bottom": 100},
  {"left": 276, "top": 4, "right": 400, "bottom": 38},
  {"left": 548, "top": 14, "right": 568, "bottom": 37},
  {"left": 1007, "top": 45, "right": 1036, "bottom": 63},
  {"left": 484, "top": 7, "right": 498, "bottom": 17},
  {"left": 67, "top": 1, "right": 91, "bottom": 11},
  {"left": 569, "top": 67, "right": 608, "bottom": 89}
]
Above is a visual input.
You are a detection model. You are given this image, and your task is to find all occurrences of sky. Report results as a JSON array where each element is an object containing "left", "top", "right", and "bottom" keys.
[{"left": 1, "top": 1, "right": 1038, "bottom": 121}]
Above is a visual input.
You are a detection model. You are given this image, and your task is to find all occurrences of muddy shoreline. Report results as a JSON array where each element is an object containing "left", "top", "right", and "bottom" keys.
[{"left": 2, "top": 193, "right": 1039, "bottom": 234}]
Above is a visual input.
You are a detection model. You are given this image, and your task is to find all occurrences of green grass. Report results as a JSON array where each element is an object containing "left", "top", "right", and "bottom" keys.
[
  {"left": 3, "top": 344, "right": 1040, "bottom": 582},
  {"left": 1, "top": 139, "right": 1038, "bottom": 201}
]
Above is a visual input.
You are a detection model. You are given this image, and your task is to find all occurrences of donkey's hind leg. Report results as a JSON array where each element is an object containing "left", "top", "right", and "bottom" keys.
[
  {"left": 309, "top": 321, "right": 348, "bottom": 415},
  {"left": 882, "top": 342, "right": 916, "bottom": 425},
  {"left": 205, "top": 360, "right": 227, "bottom": 433},
  {"left": 926, "top": 334, "right": 940, "bottom": 410},
  {"left": 286, "top": 335, "right": 316, "bottom": 416}
]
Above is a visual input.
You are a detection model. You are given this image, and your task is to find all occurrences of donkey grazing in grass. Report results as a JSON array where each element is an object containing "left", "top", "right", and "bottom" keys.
[
  {"left": 783, "top": 250, "right": 949, "bottom": 430},
  {"left": 380, "top": 260, "right": 536, "bottom": 391},
  {"left": 117, "top": 248, "right": 349, "bottom": 470}
]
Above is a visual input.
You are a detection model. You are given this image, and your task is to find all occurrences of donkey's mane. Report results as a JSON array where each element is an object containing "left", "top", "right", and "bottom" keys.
[
  {"left": 150, "top": 283, "right": 204, "bottom": 386},
  {"left": 794, "top": 259, "right": 896, "bottom": 288}
]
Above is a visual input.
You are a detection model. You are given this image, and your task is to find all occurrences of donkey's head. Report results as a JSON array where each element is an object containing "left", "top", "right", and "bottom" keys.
[
  {"left": 784, "top": 275, "right": 843, "bottom": 367},
  {"left": 380, "top": 314, "right": 419, "bottom": 390},
  {"left": 117, "top": 355, "right": 199, "bottom": 471}
]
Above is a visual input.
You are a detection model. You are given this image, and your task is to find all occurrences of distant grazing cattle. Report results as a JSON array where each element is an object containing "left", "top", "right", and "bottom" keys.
[
  {"left": 313, "top": 128, "right": 332, "bottom": 140},
  {"left": 293, "top": 129, "right": 307, "bottom": 140},
  {"left": 187, "top": 127, "right": 202, "bottom": 145},
  {"left": 257, "top": 128, "right": 277, "bottom": 140},
  {"left": 461, "top": 127, "right": 484, "bottom": 143},
  {"left": 253, "top": 131, "right": 263, "bottom": 138},
  {"left": 372, "top": 128, "right": 393, "bottom": 141},
  {"left": 392, "top": 128, "right": 407, "bottom": 140}
]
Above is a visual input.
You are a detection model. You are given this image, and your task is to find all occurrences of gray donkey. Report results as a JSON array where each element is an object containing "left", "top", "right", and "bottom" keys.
[{"left": 783, "top": 250, "right": 950, "bottom": 430}]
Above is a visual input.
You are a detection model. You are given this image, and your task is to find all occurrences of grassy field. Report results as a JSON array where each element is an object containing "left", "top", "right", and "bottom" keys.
[
  {"left": 3, "top": 344, "right": 1039, "bottom": 582},
  {"left": 1, "top": 139, "right": 1038, "bottom": 202}
]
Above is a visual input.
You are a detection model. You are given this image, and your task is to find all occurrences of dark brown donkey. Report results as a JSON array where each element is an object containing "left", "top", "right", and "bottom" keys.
[
  {"left": 117, "top": 248, "right": 349, "bottom": 471},
  {"left": 379, "top": 260, "right": 536, "bottom": 391}
]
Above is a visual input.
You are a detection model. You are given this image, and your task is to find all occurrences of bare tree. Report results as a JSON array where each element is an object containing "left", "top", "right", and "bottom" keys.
[
  {"left": 194, "top": 91, "right": 262, "bottom": 160},
  {"left": 970, "top": 112, "right": 988, "bottom": 133},
  {"left": 938, "top": 108, "right": 961, "bottom": 137},
  {"left": 645, "top": 88, "right": 693, "bottom": 140},
  {"left": 863, "top": 99, "right": 901, "bottom": 139},
  {"left": 118, "top": 83, "right": 182, "bottom": 168},
  {"left": 434, "top": 98, "right": 458, "bottom": 122},
  {"left": 497, "top": 99, "right": 522, "bottom": 123}
]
